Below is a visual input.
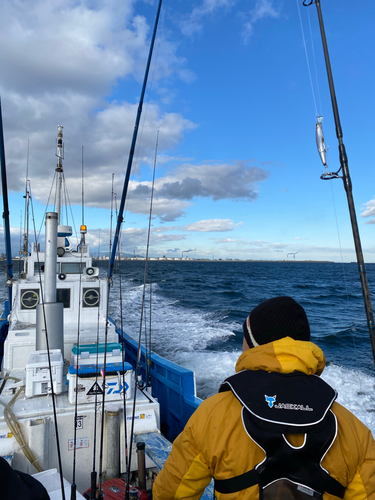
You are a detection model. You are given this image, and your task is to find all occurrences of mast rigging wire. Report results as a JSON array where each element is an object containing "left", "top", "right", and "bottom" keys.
[{"left": 36, "top": 172, "right": 56, "bottom": 243}]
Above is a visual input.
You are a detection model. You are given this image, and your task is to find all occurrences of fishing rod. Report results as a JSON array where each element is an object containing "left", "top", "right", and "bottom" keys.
[
  {"left": 107, "top": 0, "right": 162, "bottom": 280},
  {"left": 304, "top": 0, "right": 375, "bottom": 364},
  {"left": 145, "top": 131, "right": 159, "bottom": 387},
  {"left": 0, "top": 99, "right": 14, "bottom": 309},
  {"left": 124, "top": 130, "right": 159, "bottom": 500}
]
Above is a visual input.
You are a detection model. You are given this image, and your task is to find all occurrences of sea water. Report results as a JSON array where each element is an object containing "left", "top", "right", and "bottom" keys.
[{"left": 1, "top": 260, "right": 375, "bottom": 434}]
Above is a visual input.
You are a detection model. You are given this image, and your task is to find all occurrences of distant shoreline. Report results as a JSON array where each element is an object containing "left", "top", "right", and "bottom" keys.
[
  {"left": 92, "top": 258, "right": 336, "bottom": 263},
  {"left": 3, "top": 258, "right": 367, "bottom": 264}
]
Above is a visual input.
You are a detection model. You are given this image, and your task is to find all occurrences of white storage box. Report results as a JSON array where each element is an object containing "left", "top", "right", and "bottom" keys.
[
  {"left": 71, "top": 342, "right": 123, "bottom": 365},
  {"left": 67, "top": 362, "right": 133, "bottom": 405},
  {"left": 25, "top": 350, "right": 64, "bottom": 398}
]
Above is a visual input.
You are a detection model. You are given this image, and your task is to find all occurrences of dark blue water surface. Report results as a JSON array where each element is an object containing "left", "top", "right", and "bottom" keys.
[
  {"left": 1, "top": 260, "right": 375, "bottom": 398},
  {"left": 108, "top": 260, "right": 375, "bottom": 375}
]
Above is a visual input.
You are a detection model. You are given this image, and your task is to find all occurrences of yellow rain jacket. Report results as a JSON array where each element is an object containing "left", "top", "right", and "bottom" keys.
[{"left": 152, "top": 338, "right": 375, "bottom": 499}]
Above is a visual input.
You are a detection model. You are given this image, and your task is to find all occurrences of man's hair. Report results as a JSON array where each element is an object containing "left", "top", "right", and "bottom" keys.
[{"left": 243, "top": 296, "right": 310, "bottom": 347}]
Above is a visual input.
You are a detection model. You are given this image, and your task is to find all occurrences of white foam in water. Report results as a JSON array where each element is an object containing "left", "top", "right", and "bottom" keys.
[
  {"left": 110, "top": 282, "right": 237, "bottom": 355},
  {"left": 321, "top": 365, "right": 375, "bottom": 436},
  {"left": 110, "top": 277, "right": 375, "bottom": 437},
  {"left": 174, "top": 350, "right": 240, "bottom": 398},
  {"left": 177, "top": 352, "right": 375, "bottom": 436}
]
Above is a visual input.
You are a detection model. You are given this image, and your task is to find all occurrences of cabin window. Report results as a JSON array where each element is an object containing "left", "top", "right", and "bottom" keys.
[
  {"left": 61, "top": 262, "right": 86, "bottom": 274},
  {"left": 82, "top": 288, "right": 100, "bottom": 308},
  {"left": 34, "top": 263, "right": 60, "bottom": 273},
  {"left": 20, "top": 289, "right": 40, "bottom": 309},
  {"left": 56, "top": 288, "right": 71, "bottom": 308}
]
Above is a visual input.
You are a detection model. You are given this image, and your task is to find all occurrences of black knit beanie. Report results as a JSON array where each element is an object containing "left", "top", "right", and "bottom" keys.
[{"left": 243, "top": 296, "right": 310, "bottom": 347}]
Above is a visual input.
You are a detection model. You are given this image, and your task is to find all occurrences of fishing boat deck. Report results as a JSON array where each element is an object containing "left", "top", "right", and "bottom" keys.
[{"left": 0, "top": 378, "right": 160, "bottom": 491}]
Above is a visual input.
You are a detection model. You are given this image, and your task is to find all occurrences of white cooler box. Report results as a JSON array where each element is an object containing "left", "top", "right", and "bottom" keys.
[
  {"left": 67, "top": 362, "right": 133, "bottom": 404},
  {"left": 25, "top": 350, "right": 64, "bottom": 398}
]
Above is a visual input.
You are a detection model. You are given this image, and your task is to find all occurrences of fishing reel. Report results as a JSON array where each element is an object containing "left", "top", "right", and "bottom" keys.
[{"left": 320, "top": 168, "right": 342, "bottom": 181}]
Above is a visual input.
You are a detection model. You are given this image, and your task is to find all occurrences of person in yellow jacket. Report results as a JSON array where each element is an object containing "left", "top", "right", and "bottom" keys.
[{"left": 153, "top": 296, "right": 375, "bottom": 499}]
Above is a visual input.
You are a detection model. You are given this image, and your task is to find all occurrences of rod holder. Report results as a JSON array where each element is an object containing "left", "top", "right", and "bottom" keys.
[
  {"left": 136, "top": 442, "right": 146, "bottom": 491},
  {"left": 105, "top": 404, "right": 120, "bottom": 479}
]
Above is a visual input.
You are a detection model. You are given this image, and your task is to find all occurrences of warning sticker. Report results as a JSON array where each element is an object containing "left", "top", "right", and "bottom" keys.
[{"left": 87, "top": 382, "right": 104, "bottom": 395}]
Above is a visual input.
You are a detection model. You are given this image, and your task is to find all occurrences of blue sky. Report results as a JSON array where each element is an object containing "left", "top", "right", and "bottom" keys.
[{"left": 1, "top": 0, "right": 375, "bottom": 262}]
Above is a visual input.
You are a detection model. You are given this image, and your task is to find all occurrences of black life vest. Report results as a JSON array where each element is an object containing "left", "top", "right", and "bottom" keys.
[{"left": 215, "top": 370, "right": 346, "bottom": 499}]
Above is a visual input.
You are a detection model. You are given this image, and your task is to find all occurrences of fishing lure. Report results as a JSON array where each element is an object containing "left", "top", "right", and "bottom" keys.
[{"left": 315, "top": 116, "right": 328, "bottom": 166}]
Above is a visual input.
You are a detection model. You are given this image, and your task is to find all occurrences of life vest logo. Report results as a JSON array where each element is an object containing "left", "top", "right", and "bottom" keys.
[
  {"left": 265, "top": 394, "right": 313, "bottom": 412},
  {"left": 265, "top": 395, "right": 276, "bottom": 408}
]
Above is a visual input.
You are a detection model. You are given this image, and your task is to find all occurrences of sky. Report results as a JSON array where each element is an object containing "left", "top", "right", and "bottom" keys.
[{"left": 0, "top": 0, "right": 375, "bottom": 262}]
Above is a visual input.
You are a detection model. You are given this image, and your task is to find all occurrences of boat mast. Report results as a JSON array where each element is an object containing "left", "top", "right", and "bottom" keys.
[
  {"left": 55, "top": 125, "right": 64, "bottom": 224},
  {"left": 304, "top": 0, "right": 375, "bottom": 363},
  {"left": 22, "top": 142, "right": 30, "bottom": 274},
  {"left": 108, "top": 0, "right": 163, "bottom": 280},
  {"left": 0, "top": 99, "right": 14, "bottom": 309}
]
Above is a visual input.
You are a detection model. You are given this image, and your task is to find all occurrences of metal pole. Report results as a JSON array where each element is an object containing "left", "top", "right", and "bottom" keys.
[
  {"left": 313, "top": 0, "right": 375, "bottom": 363},
  {"left": 108, "top": 0, "right": 163, "bottom": 280},
  {"left": 0, "top": 98, "right": 13, "bottom": 309},
  {"left": 55, "top": 125, "right": 63, "bottom": 224}
]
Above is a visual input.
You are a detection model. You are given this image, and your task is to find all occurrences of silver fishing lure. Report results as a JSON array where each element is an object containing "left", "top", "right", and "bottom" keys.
[{"left": 316, "top": 116, "right": 327, "bottom": 166}]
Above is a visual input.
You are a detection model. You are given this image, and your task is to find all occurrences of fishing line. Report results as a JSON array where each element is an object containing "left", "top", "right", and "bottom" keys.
[
  {"left": 296, "top": 0, "right": 318, "bottom": 116},
  {"left": 307, "top": 7, "right": 323, "bottom": 116},
  {"left": 71, "top": 250, "right": 84, "bottom": 500},
  {"left": 97, "top": 175, "right": 120, "bottom": 500},
  {"left": 89, "top": 271, "right": 103, "bottom": 500},
  {"left": 144, "top": 132, "right": 159, "bottom": 385},
  {"left": 328, "top": 182, "right": 353, "bottom": 308},
  {"left": 109, "top": 174, "right": 115, "bottom": 266},
  {"left": 147, "top": 277, "right": 152, "bottom": 387},
  {"left": 98, "top": 270, "right": 113, "bottom": 499},
  {"left": 71, "top": 173, "right": 87, "bottom": 499},
  {"left": 124, "top": 8, "right": 164, "bottom": 220},
  {"left": 124, "top": 130, "right": 159, "bottom": 498},
  {"left": 113, "top": 204, "right": 131, "bottom": 486}
]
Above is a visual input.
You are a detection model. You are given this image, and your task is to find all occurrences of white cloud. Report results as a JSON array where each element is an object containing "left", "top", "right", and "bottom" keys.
[
  {"left": 214, "top": 238, "right": 245, "bottom": 243},
  {"left": 242, "top": 0, "right": 280, "bottom": 44},
  {"left": 361, "top": 198, "right": 375, "bottom": 224},
  {"left": 184, "top": 219, "right": 236, "bottom": 232},
  {"left": 0, "top": 0, "right": 197, "bottom": 207},
  {"left": 181, "top": 0, "right": 238, "bottom": 36}
]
